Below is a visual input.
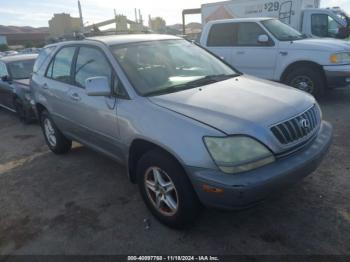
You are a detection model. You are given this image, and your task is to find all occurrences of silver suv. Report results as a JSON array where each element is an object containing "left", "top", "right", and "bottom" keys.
[{"left": 31, "top": 35, "right": 333, "bottom": 228}]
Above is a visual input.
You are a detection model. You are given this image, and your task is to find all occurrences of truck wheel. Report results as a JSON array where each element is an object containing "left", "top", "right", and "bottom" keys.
[
  {"left": 40, "top": 110, "right": 72, "bottom": 154},
  {"left": 14, "top": 98, "right": 31, "bottom": 124},
  {"left": 284, "top": 67, "right": 325, "bottom": 97},
  {"left": 137, "top": 149, "right": 201, "bottom": 228}
]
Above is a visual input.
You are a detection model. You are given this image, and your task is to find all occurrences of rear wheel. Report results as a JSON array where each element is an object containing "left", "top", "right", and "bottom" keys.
[
  {"left": 40, "top": 110, "right": 72, "bottom": 154},
  {"left": 284, "top": 67, "right": 325, "bottom": 97},
  {"left": 137, "top": 150, "right": 201, "bottom": 228}
]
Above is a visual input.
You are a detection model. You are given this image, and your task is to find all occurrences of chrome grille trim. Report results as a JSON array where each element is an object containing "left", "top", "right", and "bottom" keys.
[{"left": 271, "top": 105, "right": 320, "bottom": 145}]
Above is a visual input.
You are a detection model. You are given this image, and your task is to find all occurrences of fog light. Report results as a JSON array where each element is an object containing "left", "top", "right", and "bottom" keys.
[{"left": 202, "top": 184, "right": 224, "bottom": 194}]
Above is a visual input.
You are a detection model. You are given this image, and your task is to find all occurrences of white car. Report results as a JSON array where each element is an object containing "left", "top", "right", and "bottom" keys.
[{"left": 200, "top": 18, "right": 350, "bottom": 96}]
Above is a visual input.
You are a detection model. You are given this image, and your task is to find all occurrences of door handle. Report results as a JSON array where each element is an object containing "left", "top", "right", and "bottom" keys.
[
  {"left": 236, "top": 51, "right": 245, "bottom": 55},
  {"left": 42, "top": 83, "right": 48, "bottom": 89},
  {"left": 70, "top": 93, "right": 81, "bottom": 101}
]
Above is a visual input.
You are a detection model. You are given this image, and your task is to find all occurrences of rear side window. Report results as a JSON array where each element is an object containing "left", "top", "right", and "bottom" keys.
[
  {"left": 33, "top": 46, "right": 56, "bottom": 73},
  {"left": 207, "top": 23, "right": 236, "bottom": 47},
  {"left": 46, "top": 46, "right": 76, "bottom": 84},
  {"left": 74, "top": 46, "right": 112, "bottom": 88}
]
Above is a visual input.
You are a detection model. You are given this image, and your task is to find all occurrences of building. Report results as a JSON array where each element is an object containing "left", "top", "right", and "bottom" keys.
[
  {"left": 115, "top": 15, "right": 128, "bottom": 32},
  {"left": 148, "top": 16, "right": 166, "bottom": 33},
  {"left": 0, "top": 35, "right": 7, "bottom": 45},
  {"left": 49, "top": 13, "right": 81, "bottom": 38}
]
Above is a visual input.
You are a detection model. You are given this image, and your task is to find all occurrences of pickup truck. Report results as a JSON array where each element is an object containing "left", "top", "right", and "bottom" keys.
[
  {"left": 183, "top": 0, "right": 350, "bottom": 40},
  {"left": 0, "top": 54, "right": 38, "bottom": 123},
  {"left": 200, "top": 18, "right": 350, "bottom": 96}
]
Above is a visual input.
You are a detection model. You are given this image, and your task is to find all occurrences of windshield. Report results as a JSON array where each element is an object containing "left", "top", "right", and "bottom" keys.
[
  {"left": 8, "top": 59, "right": 35, "bottom": 80},
  {"left": 261, "top": 19, "right": 306, "bottom": 41},
  {"left": 110, "top": 40, "right": 238, "bottom": 96},
  {"left": 336, "top": 11, "right": 350, "bottom": 26}
]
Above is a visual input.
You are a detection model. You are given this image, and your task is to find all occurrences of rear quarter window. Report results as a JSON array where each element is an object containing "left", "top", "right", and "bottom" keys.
[{"left": 33, "top": 46, "right": 56, "bottom": 73}]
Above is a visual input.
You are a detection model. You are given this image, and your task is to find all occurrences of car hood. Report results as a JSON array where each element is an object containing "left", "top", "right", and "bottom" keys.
[
  {"left": 149, "top": 75, "right": 315, "bottom": 135},
  {"left": 280, "top": 38, "right": 350, "bottom": 52}
]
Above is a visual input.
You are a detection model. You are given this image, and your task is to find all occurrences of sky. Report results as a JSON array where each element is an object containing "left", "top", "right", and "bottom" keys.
[{"left": 0, "top": 0, "right": 349, "bottom": 28}]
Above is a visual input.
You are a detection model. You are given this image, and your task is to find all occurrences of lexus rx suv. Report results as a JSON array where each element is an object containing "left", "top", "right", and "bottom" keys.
[{"left": 31, "top": 35, "right": 333, "bottom": 228}]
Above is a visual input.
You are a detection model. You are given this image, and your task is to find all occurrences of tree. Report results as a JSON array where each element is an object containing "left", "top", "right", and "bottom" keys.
[
  {"left": 0, "top": 44, "right": 9, "bottom": 52},
  {"left": 24, "top": 42, "right": 34, "bottom": 48}
]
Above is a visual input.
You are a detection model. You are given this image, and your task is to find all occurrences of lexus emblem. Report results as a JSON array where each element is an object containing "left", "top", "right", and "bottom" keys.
[{"left": 299, "top": 118, "right": 311, "bottom": 129}]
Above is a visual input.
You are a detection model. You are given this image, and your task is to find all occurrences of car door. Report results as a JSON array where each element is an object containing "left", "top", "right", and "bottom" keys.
[
  {"left": 231, "top": 22, "right": 278, "bottom": 80},
  {"left": 44, "top": 46, "right": 78, "bottom": 133},
  {"left": 67, "top": 45, "right": 124, "bottom": 160},
  {"left": 0, "top": 61, "right": 15, "bottom": 110}
]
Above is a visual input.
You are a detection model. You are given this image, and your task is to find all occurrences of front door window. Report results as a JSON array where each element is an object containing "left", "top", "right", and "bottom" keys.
[{"left": 312, "top": 14, "right": 342, "bottom": 38}]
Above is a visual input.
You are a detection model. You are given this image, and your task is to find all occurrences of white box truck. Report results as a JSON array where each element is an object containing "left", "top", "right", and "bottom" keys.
[{"left": 182, "top": 0, "right": 350, "bottom": 39}]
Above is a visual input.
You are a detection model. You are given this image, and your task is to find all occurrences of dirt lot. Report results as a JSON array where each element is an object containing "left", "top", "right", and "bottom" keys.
[{"left": 0, "top": 88, "right": 349, "bottom": 255}]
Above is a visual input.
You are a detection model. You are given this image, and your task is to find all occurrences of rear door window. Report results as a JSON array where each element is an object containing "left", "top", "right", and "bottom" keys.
[
  {"left": 207, "top": 23, "right": 237, "bottom": 47},
  {"left": 46, "top": 46, "right": 76, "bottom": 84}
]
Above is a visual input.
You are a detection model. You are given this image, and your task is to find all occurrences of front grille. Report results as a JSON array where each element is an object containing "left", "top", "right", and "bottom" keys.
[{"left": 271, "top": 105, "right": 320, "bottom": 145}]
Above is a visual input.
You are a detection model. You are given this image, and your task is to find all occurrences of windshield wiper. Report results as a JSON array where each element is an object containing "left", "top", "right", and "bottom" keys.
[
  {"left": 144, "top": 74, "right": 239, "bottom": 97},
  {"left": 283, "top": 35, "right": 306, "bottom": 41}
]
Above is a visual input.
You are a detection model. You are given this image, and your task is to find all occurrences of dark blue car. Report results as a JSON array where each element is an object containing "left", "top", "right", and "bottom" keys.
[{"left": 0, "top": 54, "right": 38, "bottom": 123}]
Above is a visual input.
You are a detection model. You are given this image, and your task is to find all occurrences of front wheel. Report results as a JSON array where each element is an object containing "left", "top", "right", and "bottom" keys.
[
  {"left": 137, "top": 150, "right": 201, "bottom": 228},
  {"left": 40, "top": 110, "right": 72, "bottom": 154},
  {"left": 284, "top": 67, "right": 325, "bottom": 97}
]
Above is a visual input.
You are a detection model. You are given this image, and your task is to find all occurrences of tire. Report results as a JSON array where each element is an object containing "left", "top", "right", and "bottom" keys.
[
  {"left": 40, "top": 110, "right": 72, "bottom": 154},
  {"left": 284, "top": 66, "right": 325, "bottom": 97},
  {"left": 137, "top": 149, "right": 201, "bottom": 228},
  {"left": 14, "top": 98, "right": 31, "bottom": 124}
]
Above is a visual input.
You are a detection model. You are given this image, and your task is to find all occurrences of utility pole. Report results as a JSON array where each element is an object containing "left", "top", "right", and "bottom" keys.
[
  {"left": 114, "top": 9, "right": 118, "bottom": 32},
  {"left": 134, "top": 8, "right": 138, "bottom": 23},
  {"left": 78, "top": 0, "right": 84, "bottom": 33},
  {"left": 138, "top": 9, "right": 143, "bottom": 26}
]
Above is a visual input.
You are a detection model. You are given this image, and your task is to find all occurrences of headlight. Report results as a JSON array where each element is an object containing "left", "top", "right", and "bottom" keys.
[
  {"left": 204, "top": 136, "right": 275, "bottom": 174},
  {"left": 330, "top": 52, "right": 350, "bottom": 64}
]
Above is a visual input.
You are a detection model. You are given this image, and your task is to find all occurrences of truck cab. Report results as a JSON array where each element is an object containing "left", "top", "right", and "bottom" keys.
[{"left": 302, "top": 8, "right": 350, "bottom": 39}]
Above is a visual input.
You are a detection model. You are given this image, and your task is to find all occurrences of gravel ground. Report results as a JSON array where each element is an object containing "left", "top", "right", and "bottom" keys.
[{"left": 0, "top": 88, "right": 349, "bottom": 255}]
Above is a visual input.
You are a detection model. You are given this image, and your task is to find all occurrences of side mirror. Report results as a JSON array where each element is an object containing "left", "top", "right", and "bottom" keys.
[
  {"left": 85, "top": 76, "right": 111, "bottom": 97},
  {"left": 258, "top": 34, "right": 269, "bottom": 44},
  {"left": 337, "top": 27, "right": 350, "bottom": 39}
]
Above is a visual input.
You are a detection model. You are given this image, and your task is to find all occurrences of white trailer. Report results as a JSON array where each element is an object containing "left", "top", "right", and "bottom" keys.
[{"left": 182, "top": 0, "right": 350, "bottom": 39}]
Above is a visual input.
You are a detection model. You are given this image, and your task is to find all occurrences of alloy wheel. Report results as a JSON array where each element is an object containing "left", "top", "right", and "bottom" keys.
[
  {"left": 144, "top": 167, "right": 179, "bottom": 216},
  {"left": 44, "top": 118, "right": 57, "bottom": 147}
]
